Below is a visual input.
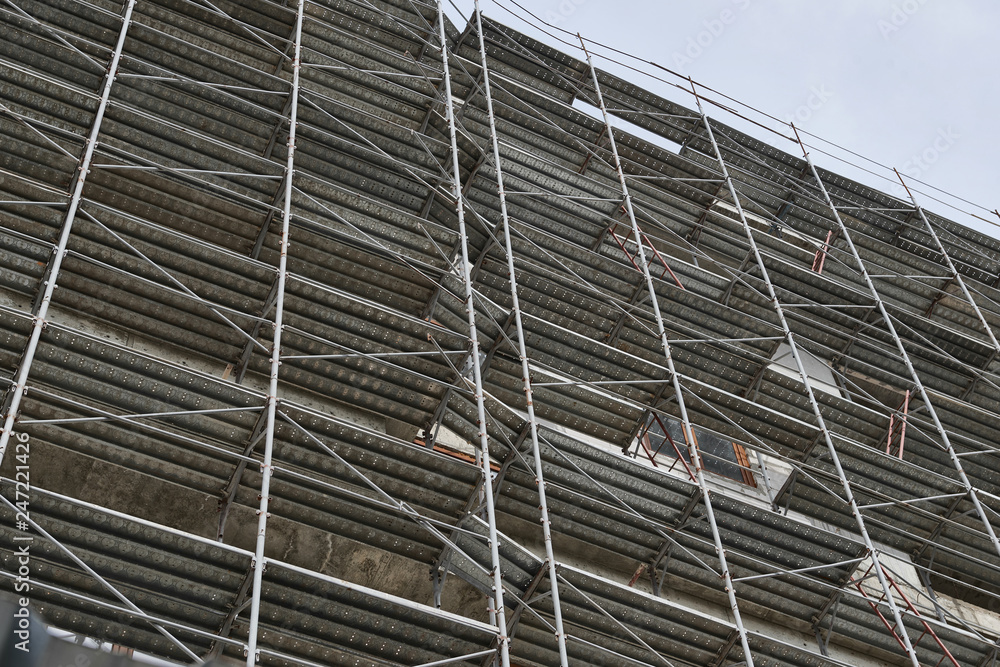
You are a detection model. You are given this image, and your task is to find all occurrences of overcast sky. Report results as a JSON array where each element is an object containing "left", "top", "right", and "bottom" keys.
[{"left": 445, "top": 1, "right": 1000, "bottom": 240}]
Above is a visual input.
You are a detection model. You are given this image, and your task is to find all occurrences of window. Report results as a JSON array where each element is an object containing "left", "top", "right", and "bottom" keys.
[
  {"left": 769, "top": 343, "right": 843, "bottom": 398},
  {"left": 636, "top": 412, "right": 755, "bottom": 486}
]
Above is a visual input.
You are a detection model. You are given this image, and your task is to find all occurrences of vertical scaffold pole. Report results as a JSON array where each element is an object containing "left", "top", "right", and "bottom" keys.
[
  {"left": 794, "top": 142, "right": 1000, "bottom": 566},
  {"left": 691, "top": 90, "right": 920, "bottom": 667},
  {"left": 580, "top": 41, "right": 756, "bottom": 667},
  {"left": 0, "top": 0, "right": 138, "bottom": 466},
  {"left": 894, "top": 172, "right": 1000, "bottom": 560},
  {"left": 436, "top": 3, "right": 511, "bottom": 665},
  {"left": 246, "top": 0, "right": 304, "bottom": 663},
  {"left": 894, "top": 173, "right": 1000, "bottom": 358},
  {"left": 474, "top": 4, "right": 568, "bottom": 664}
]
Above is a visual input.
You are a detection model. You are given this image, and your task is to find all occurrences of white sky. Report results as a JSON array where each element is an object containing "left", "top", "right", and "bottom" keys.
[{"left": 446, "top": 1, "right": 1000, "bottom": 240}]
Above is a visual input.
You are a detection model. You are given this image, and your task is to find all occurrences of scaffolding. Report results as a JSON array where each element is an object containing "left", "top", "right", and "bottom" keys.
[{"left": 1, "top": 1, "right": 1000, "bottom": 666}]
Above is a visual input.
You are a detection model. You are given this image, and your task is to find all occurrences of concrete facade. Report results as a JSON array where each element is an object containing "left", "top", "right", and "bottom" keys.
[{"left": 1, "top": 1, "right": 999, "bottom": 666}]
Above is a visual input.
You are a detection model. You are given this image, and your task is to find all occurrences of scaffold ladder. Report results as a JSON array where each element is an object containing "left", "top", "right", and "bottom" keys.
[
  {"left": 607, "top": 217, "right": 685, "bottom": 290},
  {"left": 851, "top": 561, "right": 960, "bottom": 667}
]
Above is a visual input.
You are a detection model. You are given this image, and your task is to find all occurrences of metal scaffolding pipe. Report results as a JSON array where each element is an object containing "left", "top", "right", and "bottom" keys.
[
  {"left": 6, "top": 2, "right": 1000, "bottom": 663},
  {"left": 797, "top": 142, "right": 1000, "bottom": 565},
  {"left": 0, "top": 0, "right": 137, "bottom": 467},
  {"left": 580, "top": 42, "right": 756, "bottom": 667},
  {"left": 246, "top": 0, "right": 305, "bottom": 662},
  {"left": 897, "top": 170, "right": 1000, "bottom": 369},
  {"left": 0, "top": 493, "right": 200, "bottom": 661},
  {"left": 894, "top": 187, "right": 1000, "bottom": 543},
  {"left": 691, "top": 90, "right": 921, "bottom": 667},
  {"left": 436, "top": 3, "right": 511, "bottom": 665},
  {"left": 473, "top": 4, "right": 568, "bottom": 664}
]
